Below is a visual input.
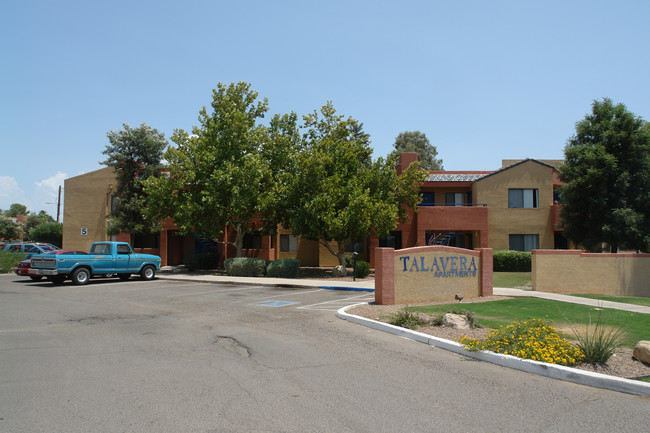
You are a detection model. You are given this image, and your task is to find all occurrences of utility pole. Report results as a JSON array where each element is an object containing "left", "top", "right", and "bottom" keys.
[{"left": 56, "top": 185, "right": 61, "bottom": 223}]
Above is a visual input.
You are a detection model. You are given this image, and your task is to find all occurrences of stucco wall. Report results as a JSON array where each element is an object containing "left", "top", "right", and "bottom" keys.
[
  {"left": 532, "top": 250, "right": 650, "bottom": 297},
  {"left": 474, "top": 160, "right": 555, "bottom": 250},
  {"left": 62, "top": 167, "right": 116, "bottom": 252}
]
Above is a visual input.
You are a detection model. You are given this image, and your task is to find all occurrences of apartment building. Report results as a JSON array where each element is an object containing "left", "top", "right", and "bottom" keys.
[{"left": 62, "top": 153, "right": 567, "bottom": 267}]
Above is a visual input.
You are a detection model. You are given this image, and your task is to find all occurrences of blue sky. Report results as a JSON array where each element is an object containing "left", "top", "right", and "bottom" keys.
[{"left": 2, "top": 0, "right": 649, "bottom": 218}]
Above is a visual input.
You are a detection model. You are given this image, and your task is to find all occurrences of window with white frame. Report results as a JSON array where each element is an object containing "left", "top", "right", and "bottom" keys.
[{"left": 508, "top": 189, "right": 538, "bottom": 208}]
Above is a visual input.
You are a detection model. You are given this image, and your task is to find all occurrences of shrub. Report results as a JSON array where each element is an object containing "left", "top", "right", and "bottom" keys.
[
  {"left": 184, "top": 252, "right": 219, "bottom": 271},
  {"left": 570, "top": 312, "right": 624, "bottom": 365},
  {"left": 266, "top": 258, "right": 300, "bottom": 278},
  {"left": 224, "top": 257, "right": 266, "bottom": 277},
  {"left": 389, "top": 310, "right": 429, "bottom": 330},
  {"left": 354, "top": 260, "right": 371, "bottom": 278},
  {"left": 0, "top": 252, "right": 26, "bottom": 273},
  {"left": 344, "top": 254, "right": 354, "bottom": 268},
  {"left": 460, "top": 318, "right": 584, "bottom": 366},
  {"left": 493, "top": 250, "right": 531, "bottom": 272}
]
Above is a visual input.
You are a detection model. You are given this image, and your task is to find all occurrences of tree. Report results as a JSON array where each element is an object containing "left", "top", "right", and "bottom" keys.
[
  {"left": 4, "top": 203, "right": 28, "bottom": 217},
  {"left": 25, "top": 211, "right": 54, "bottom": 234},
  {"left": 388, "top": 131, "right": 443, "bottom": 170},
  {"left": 281, "top": 102, "right": 428, "bottom": 273},
  {"left": 101, "top": 123, "right": 168, "bottom": 236},
  {"left": 144, "top": 82, "right": 299, "bottom": 257},
  {"left": 29, "top": 222, "right": 62, "bottom": 246},
  {"left": 0, "top": 219, "right": 20, "bottom": 240},
  {"left": 559, "top": 98, "right": 650, "bottom": 252}
]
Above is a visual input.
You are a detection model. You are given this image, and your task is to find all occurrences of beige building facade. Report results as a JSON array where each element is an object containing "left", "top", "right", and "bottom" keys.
[{"left": 62, "top": 155, "right": 569, "bottom": 268}]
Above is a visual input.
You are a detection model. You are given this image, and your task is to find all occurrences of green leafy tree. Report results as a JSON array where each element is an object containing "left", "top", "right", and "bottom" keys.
[
  {"left": 4, "top": 203, "right": 28, "bottom": 217},
  {"left": 559, "top": 98, "right": 650, "bottom": 252},
  {"left": 29, "top": 222, "right": 62, "bottom": 246},
  {"left": 101, "top": 123, "right": 168, "bottom": 236},
  {"left": 281, "top": 102, "right": 428, "bottom": 273},
  {"left": 388, "top": 131, "right": 443, "bottom": 170},
  {"left": 144, "top": 82, "right": 299, "bottom": 257},
  {"left": 25, "top": 211, "right": 54, "bottom": 234},
  {"left": 0, "top": 219, "right": 20, "bottom": 240}
]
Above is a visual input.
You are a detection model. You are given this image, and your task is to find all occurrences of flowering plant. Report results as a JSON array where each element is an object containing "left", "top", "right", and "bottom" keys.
[{"left": 460, "top": 318, "right": 584, "bottom": 366}]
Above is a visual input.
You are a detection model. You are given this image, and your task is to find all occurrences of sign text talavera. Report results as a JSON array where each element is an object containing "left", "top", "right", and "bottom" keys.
[{"left": 375, "top": 246, "right": 493, "bottom": 305}]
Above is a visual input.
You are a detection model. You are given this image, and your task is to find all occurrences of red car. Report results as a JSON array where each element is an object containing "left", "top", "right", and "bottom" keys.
[{"left": 15, "top": 250, "right": 87, "bottom": 281}]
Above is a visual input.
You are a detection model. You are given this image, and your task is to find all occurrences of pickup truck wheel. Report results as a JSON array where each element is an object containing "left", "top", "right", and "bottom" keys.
[
  {"left": 140, "top": 265, "right": 156, "bottom": 281},
  {"left": 118, "top": 274, "right": 131, "bottom": 281},
  {"left": 72, "top": 268, "right": 91, "bottom": 285}
]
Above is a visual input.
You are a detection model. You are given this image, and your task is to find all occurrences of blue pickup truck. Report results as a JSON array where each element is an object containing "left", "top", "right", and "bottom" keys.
[{"left": 30, "top": 241, "right": 162, "bottom": 285}]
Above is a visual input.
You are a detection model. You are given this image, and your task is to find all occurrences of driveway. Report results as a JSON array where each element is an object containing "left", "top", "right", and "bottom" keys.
[{"left": 1, "top": 274, "right": 649, "bottom": 433}]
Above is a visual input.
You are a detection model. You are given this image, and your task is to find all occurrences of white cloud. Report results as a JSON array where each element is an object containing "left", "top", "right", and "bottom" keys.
[
  {"left": 0, "top": 176, "right": 25, "bottom": 209},
  {"left": 33, "top": 172, "right": 67, "bottom": 218},
  {"left": 35, "top": 171, "right": 67, "bottom": 194}
]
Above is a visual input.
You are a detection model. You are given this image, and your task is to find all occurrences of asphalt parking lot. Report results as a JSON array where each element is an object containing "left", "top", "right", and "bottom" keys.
[{"left": 3, "top": 274, "right": 649, "bottom": 433}]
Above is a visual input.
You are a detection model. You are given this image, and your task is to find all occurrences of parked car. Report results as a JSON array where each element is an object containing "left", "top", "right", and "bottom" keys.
[
  {"left": 14, "top": 250, "right": 86, "bottom": 281},
  {"left": 2, "top": 242, "right": 60, "bottom": 259}
]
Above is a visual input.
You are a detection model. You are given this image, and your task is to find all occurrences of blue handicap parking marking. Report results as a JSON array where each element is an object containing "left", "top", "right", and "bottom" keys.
[{"left": 257, "top": 300, "right": 297, "bottom": 307}]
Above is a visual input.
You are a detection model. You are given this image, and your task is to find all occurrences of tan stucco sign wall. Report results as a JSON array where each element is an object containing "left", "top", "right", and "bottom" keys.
[
  {"left": 532, "top": 250, "right": 650, "bottom": 297},
  {"left": 375, "top": 246, "right": 493, "bottom": 305}
]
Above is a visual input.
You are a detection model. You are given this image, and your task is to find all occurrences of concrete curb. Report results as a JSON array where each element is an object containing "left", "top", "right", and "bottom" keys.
[
  {"left": 320, "top": 286, "right": 374, "bottom": 292},
  {"left": 337, "top": 303, "right": 650, "bottom": 397}
]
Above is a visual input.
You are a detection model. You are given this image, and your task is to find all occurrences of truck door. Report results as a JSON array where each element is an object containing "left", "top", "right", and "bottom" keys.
[{"left": 114, "top": 244, "right": 133, "bottom": 272}]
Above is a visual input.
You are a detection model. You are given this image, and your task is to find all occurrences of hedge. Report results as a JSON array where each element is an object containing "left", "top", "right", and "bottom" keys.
[
  {"left": 493, "top": 250, "right": 531, "bottom": 272},
  {"left": 354, "top": 260, "right": 371, "bottom": 278},
  {"left": 266, "top": 258, "right": 300, "bottom": 278},
  {"left": 224, "top": 257, "right": 267, "bottom": 277},
  {"left": 183, "top": 252, "right": 219, "bottom": 271}
]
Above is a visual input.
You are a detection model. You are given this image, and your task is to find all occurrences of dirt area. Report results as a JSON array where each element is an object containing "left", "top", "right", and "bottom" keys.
[{"left": 346, "top": 298, "right": 650, "bottom": 381}]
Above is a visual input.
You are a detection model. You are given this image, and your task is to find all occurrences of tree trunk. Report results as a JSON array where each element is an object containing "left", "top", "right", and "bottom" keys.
[
  {"left": 320, "top": 238, "right": 348, "bottom": 276},
  {"left": 234, "top": 227, "right": 244, "bottom": 257}
]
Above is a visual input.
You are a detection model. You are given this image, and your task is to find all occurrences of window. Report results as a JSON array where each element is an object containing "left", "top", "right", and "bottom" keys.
[
  {"left": 346, "top": 239, "right": 364, "bottom": 253},
  {"left": 243, "top": 233, "right": 262, "bottom": 249},
  {"left": 420, "top": 192, "right": 435, "bottom": 206},
  {"left": 133, "top": 233, "right": 160, "bottom": 249},
  {"left": 90, "top": 244, "right": 110, "bottom": 255},
  {"left": 24, "top": 245, "right": 39, "bottom": 253},
  {"left": 379, "top": 231, "right": 402, "bottom": 249},
  {"left": 117, "top": 244, "right": 132, "bottom": 254},
  {"left": 445, "top": 192, "right": 464, "bottom": 206},
  {"left": 509, "top": 234, "right": 539, "bottom": 252},
  {"left": 280, "top": 234, "right": 298, "bottom": 252},
  {"left": 508, "top": 189, "right": 538, "bottom": 208}
]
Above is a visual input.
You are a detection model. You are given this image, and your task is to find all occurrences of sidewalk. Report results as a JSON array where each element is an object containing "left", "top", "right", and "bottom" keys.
[{"left": 158, "top": 272, "right": 650, "bottom": 314}]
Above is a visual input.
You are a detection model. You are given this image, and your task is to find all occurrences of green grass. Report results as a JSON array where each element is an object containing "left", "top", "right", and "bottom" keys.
[
  {"left": 569, "top": 294, "right": 650, "bottom": 308},
  {"left": 493, "top": 272, "right": 531, "bottom": 288},
  {"left": 406, "top": 298, "right": 650, "bottom": 347},
  {"left": 640, "top": 376, "right": 650, "bottom": 383}
]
